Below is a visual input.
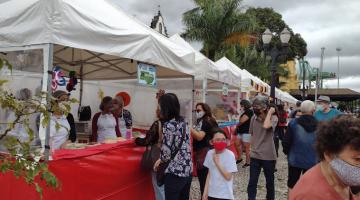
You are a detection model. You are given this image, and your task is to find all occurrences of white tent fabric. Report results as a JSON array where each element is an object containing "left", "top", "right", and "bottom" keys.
[
  {"left": 0, "top": 0, "right": 196, "bottom": 80},
  {"left": 214, "top": 57, "right": 241, "bottom": 87},
  {"left": 169, "top": 34, "right": 219, "bottom": 81}
]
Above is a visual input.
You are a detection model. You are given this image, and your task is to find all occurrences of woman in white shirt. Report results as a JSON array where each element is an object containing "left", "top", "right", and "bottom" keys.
[
  {"left": 91, "top": 96, "right": 121, "bottom": 142},
  {"left": 50, "top": 90, "right": 71, "bottom": 150}
]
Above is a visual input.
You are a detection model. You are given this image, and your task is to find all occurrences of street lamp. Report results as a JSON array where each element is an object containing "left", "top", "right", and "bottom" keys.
[
  {"left": 336, "top": 47, "right": 341, "bottom": 89},
  {"left": 262, "top": 27, "right": 291, "bottom": 102}
]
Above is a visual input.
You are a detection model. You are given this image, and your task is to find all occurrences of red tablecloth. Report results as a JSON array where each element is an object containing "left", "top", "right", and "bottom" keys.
[{"left": 0, "top": 140, "right": 155, "bottom": 200}]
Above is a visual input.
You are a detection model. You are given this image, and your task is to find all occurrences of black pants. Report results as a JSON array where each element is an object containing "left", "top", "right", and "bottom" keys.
[
  {"left": 164, "top": 174, "right": 192, "bottom": 200},
  {"left": 287, "top": 165, "right": 308, "bottom": 188},
  {"left": 247, "top": 158, "right": 276, "bottom": 200},
  {"left": 273, "top": 137, "right": 279, "bottom": 157},
  {"left": 208, "top": 197, "right": 231, "bottom": 200},
  {"left": 197, "top": 167, "right": 208, "bottom": 197}
]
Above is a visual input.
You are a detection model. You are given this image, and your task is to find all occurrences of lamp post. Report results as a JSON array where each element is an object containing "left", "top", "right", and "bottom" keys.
[
  {"left": 262, "top": 28, "right": 291, "bottom": 102},
  {"left": 336, "top": 47, "right": 341, "bottom": 88}
]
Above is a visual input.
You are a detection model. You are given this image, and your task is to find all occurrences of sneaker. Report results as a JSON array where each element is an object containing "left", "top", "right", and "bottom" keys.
[
  {"left": 242, "top": 163, "right": 250, "bottom": 168},
  {"left": 236, "top": 159, "right": 243, "bottom": 164}
]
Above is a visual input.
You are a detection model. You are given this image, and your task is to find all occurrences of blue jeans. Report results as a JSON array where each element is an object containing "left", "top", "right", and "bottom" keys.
[
  {"left": 152, "top": 171, "right": 165, "bottom": 200},
  {"left": 247, "top": 158, "right": 276, "bottom": 200}
]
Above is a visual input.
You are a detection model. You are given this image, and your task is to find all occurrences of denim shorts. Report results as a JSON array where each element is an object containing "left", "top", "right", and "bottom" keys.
[{"left": 238, "top": 133, "right": 251, "bottom": 143}]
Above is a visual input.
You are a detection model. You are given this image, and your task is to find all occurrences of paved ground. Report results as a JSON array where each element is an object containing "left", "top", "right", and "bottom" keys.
[{"left": 190, "top": 148, "right": 289, "bottom": 200}]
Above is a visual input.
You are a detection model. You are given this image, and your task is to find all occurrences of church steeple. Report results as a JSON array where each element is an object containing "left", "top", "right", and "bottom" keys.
[{"left": 150, "top": 5, "right": 168, "bottom": 37}]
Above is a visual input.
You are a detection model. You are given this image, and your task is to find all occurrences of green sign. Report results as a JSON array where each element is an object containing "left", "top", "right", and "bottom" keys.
[{"left": 137, "top": 62, "right": 157, "bottom": 87}]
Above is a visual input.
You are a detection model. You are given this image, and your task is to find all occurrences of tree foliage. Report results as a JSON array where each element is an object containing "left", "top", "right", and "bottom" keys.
[
  {"left": 245, "top": 7, "right": 308, "bottom": 59},
  {"left": 0, "top": 58, "right": 76, "bottom": 199},
  {"left": 182, "top": 0, "right": 257, "bottom": 60}
]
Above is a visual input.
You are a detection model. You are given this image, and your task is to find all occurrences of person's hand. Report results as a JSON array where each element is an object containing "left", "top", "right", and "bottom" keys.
[
  {"left": 213, "top": 153, "right": 220, "bottom": 164},
  {"left": 153, "top": 159, "right": 161, "bottom": 172},
  {"left": 202, "top": 193, "right": 208, "bottom": 200},
  {"left": 268, "top": 107, "right": 276, "bottom": 115}
]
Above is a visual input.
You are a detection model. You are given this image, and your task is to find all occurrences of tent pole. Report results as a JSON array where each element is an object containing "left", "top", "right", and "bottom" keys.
[
  {"left": 43, "top": 43, "right": 54, "bottom": 161},
  {"left": 79, "top": 64, "right": 84, "bottom": 108},
  {"left": 191, "top": 76, "right": 195, "bottom": 126},
  {"left": 202, "top": 78, "right": 207, "bottom": 103}
]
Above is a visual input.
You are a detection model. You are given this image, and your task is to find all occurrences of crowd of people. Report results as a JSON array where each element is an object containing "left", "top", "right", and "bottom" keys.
[
  {"left": 136, "top": 92, "right": 359, "bottom": 200},
  {"left": 1, "top": 87, "right": 359, "bottom": 200}
]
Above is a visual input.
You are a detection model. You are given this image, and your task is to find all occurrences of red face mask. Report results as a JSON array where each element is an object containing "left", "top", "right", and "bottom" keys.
[{"left": 213, "top": 141, "right": 227, "bottom": 151}]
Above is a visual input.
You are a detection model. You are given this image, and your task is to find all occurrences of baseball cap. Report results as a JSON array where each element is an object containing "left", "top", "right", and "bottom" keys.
[{"left": 317, "top": 95, "right": 330, "bottom": 103}]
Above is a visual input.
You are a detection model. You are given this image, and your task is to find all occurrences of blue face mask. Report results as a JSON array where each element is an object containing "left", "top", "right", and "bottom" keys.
[{"left": 330, "top": 158, "right": 360, "bottom": 186}]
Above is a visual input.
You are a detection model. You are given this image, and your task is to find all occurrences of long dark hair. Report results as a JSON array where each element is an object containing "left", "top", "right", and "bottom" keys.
[
  {"left": 158, "top": 93, "right": 182, "bottom": 121},
  {"left": 196, "top": 102, "right": 217, "bottom": 126}
]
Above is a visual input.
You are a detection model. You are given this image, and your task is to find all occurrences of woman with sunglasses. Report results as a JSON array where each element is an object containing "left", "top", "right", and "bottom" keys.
[{"left": 190, "top": 103, "right": 218, "bottom": 197}]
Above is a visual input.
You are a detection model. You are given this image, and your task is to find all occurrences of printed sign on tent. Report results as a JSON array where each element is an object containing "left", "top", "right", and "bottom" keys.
[{"left": 137, "top": 62, "right": 157, "bottom": 87}]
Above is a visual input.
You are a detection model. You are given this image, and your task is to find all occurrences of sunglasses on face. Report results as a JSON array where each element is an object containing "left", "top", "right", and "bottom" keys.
[{"left": 195, "top": 109, "right": 202, "bottom": 113}]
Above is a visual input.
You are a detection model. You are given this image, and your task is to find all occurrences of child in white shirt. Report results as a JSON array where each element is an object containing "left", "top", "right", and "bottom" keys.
[{"left": 203, "top": 128, "right": 238, "bottom": 200}]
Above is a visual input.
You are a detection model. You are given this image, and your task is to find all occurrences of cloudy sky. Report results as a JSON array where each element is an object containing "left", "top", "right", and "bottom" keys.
[{"left": 111, "top": 0, "right": 360, "bottom": 92}]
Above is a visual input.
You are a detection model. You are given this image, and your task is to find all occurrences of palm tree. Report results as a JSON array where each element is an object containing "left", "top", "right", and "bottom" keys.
[{"left": 182, "top": 0, "right": 257, "bottom": 61}]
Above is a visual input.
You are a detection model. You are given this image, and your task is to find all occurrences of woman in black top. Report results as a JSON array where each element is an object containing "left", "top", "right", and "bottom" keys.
[
  {"left": 190, "top": 103, "right": 218, "bottom": 197},
  {"left": 234, "top": 99, "right": 253, "bottom": 168}
]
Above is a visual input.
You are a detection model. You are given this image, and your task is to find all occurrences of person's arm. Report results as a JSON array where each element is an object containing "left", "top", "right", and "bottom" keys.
[
  {"left": 159, "top": 122, "right": 173, "bottom": 162},
  {"left": 282, "top": 120, "right": 294, "bottom": 155},
  {"left": 67, "top": 113, "right": 77, "bottom": 143},
  {"left": 202, "top": 172, "right": 210, "bottom": 200},
  {"left": 263, "top": 107, "right": 276, "bottom": 129},
  {"left": 91, "top": 113, "right": 99, "bottom": 142},
  {"left": 191, "top": 128, "right": 206, "bottom": 141},
  {"left": 213, "top": 153, "right": 232, "bottom": 181},
  {"left": 135, "top": 121, "right": 159, "bottom": 146}
]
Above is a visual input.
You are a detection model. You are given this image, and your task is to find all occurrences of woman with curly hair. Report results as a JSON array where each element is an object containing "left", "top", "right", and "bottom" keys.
[{"left": 290, "top": 115, "right": 360, "bottom": 200}]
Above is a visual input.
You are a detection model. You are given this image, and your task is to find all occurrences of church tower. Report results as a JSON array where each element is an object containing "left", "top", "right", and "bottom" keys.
[{"left": 150, "top": 6, "right": 168, "bottom": 37}]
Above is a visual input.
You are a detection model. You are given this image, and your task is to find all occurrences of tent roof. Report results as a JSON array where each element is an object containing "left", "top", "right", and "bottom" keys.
[
  {"left": 0, "top": 0, "right": 196, "bottom": 80},
  {"left": 169, "top": 34, "right": 219, "bottom": 81},
  {"left": 214, "top": 57, "right": 241, "bottom": 87}
]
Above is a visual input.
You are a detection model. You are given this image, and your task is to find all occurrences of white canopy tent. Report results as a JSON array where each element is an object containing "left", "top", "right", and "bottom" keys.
[{"left": 0, "top": 0, "right": 200, "bottom": 158}]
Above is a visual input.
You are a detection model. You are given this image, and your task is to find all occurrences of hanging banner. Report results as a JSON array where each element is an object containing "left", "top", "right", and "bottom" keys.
[{"left": 137, "top": 62, "right": 157, "bottom": 87}]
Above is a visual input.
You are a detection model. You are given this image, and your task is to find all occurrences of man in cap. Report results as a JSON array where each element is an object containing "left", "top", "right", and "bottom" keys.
[
  {"left": 247, "top": 95, "right": 278, "bottom": 200},
  {"left": 314, "top": 95, "right": 342, "bottom": 122}
]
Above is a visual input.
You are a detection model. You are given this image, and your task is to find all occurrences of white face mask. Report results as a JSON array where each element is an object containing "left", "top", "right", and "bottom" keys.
[
  {"left": 316, "top": 105, "right": 324, "bottom": 112},
  {"left": 330, "top": 158, "right": 360, "bottom": 186},
  {"left": 196, "top": 111, "right": 205, "bottom": 119}
]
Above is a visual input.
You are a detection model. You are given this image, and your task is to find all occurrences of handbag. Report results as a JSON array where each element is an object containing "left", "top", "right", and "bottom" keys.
[
  {"left": 140, "top": 121, "right": 162, "bottom": 171},
  {"left": 156, "top": 123, "right": 186, "bottom": 186}
]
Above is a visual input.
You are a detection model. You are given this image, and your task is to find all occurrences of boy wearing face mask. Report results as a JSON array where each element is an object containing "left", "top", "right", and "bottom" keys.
[
  {"left": 202, "top": 128, "right": 238, "bottom": 200},
  {"left": 290, "top": 116, "right": 360, "bottom": 200},
  {"left": 191, "top": 103, "right": 218, "bottom": 197},
  {"left": 247, "top": 95, "right": 278, "bottom": 200},
  {"left": 314, "top": 95, "right": 342, "bottom": 122}
]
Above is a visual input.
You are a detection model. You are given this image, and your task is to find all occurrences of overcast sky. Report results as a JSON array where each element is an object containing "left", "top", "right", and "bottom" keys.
[{"left": 111, "top": 0, "right": 360, "bottom": 92}]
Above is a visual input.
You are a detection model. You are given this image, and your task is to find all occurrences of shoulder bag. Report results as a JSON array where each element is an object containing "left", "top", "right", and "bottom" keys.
[{"left": 140, "top": 121, "right": 162, "bottom": 171}]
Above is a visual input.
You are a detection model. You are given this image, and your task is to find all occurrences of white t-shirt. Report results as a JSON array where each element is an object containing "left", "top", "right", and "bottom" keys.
[
  {"left": 203, "top": 149, "right": 238, "bottom": 200},
  {"left": 50, "top": 115, "right": 70, "bottom": 150}
]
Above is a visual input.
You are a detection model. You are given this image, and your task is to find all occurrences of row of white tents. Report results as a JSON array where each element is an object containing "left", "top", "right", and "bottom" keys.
[{"left": 0, "top": 0, "right": 298, "bottom": 150}]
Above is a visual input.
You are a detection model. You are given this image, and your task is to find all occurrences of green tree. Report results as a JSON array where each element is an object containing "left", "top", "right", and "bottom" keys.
[
  {"left": 245, "top": 7, "right": 308, "bottom": 59},
  {"left": 182, "top": 0, "right": 257, "bottom": 61},
  {"left": 0, "top": 58, "right": 76, "bottom": 199}
]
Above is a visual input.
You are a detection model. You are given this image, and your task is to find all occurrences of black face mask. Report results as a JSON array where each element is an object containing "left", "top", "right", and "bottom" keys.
[{"left": 253, "top": 108, "right": 261, "bottom": 116}]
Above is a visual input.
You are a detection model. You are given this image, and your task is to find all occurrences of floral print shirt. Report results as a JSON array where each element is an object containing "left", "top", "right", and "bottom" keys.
[
  {"left": 160, "top": 119, "right": 192, "bottom": 177},
  {"left": 119, "top": 109, "right": 132, "bottom": 128}
]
